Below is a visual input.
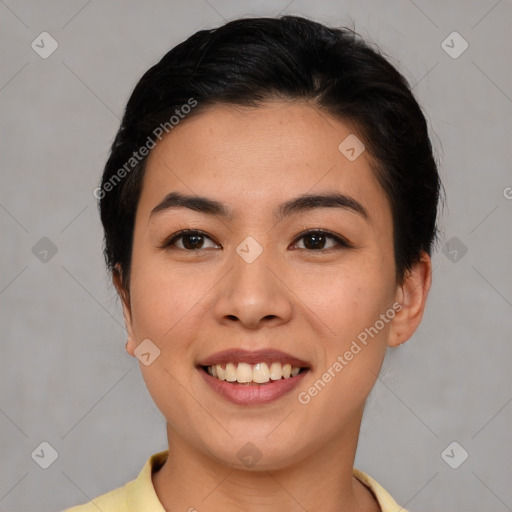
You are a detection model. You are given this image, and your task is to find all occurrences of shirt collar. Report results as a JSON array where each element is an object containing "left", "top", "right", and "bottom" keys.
[{"left": 129, "top": 450, "right": 407, "bottom": 512}]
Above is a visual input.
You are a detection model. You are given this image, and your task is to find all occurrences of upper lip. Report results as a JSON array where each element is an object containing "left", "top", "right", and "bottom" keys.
[{"left": 197, "top": 348, "right": 311, "bottom": 369}]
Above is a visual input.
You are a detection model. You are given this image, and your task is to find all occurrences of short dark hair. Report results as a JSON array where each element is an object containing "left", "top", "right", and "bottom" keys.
[{"left": 99, "top": 15, "right": 442, "bottom": 290}]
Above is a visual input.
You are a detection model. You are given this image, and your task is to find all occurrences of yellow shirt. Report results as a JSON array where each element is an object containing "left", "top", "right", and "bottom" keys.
[{"left": 63, "top": 450, "right": 408, "bottom": 512}]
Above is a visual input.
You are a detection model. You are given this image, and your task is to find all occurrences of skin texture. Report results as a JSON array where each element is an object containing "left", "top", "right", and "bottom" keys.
[{"left": 116, "top": 101, "right": 432, "bottom": 512}]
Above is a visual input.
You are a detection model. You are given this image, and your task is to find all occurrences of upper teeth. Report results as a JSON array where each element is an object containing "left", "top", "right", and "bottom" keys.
[{"left": 206, "top": 362, "right": 302, "bottom": 383}]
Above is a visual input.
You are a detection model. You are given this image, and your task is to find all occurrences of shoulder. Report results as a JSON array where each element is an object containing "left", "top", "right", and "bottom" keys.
[
  {"left": 62, "top": 450, "right": 169, "bottom": 512},
  {"left": 62, "top": 478, "right": 133, "bottom": 512},
  {"left": 353, "top": 468, "right": 409, "bottom": 512}
]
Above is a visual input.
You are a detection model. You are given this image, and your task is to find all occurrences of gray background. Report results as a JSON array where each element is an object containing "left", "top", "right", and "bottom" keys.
[{"left": 1, "top": 1, "right": 511, "bottom": 511}]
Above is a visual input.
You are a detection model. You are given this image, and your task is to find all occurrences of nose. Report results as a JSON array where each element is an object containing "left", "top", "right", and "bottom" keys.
[{"left": 211, "top": 243, "right": 294, "bottom": 330}]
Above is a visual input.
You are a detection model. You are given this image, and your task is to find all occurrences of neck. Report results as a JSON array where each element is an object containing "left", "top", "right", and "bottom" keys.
[{"left": 152, "top": 412, "right": 380, "bottom": 512}]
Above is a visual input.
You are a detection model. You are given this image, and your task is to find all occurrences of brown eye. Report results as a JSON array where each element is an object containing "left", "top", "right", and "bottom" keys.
[
  {"left": 301, "top": 232, "right": 330, "bottom": 250},
  {"left": 181, "top": 233, "right": 206, "bottom": 250},
  {"left": 292, "top": 230, "right": 352, "bottom": 251},
  {"left": 162, "top": 230, "right": 220, "bottom": 251}
]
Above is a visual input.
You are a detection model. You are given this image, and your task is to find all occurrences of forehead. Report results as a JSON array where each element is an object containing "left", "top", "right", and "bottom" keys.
[{"left": 138, "top": 101, "right": 391, "bottom": 227}]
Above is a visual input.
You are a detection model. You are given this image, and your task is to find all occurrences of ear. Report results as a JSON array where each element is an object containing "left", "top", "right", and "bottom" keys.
[
  {"left": 388, "top": 252, "right": 432, "bottom": 348},
  {"left": 113, "top": 265, "right": 136, "bottom": 357}
]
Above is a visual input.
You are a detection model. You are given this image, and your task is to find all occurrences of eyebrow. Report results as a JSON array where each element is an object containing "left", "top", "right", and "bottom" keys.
[{"left": 150, "top": 191, "right": 368, "bottom": 221}]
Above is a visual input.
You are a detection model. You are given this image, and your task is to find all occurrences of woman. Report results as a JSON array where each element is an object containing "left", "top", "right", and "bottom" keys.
[{"left": 65, "top": 15, "right": 441, "bottom": 512}]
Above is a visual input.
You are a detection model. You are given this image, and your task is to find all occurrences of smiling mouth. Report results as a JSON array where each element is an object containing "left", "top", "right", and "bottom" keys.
[{"left": 201, "top": 362, "right": 308, "bottom": 385}]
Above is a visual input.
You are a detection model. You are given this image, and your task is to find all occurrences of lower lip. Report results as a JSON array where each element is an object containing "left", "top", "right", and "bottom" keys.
[{"left": 198, "top": 367, "right": 309, "bottom": 405}]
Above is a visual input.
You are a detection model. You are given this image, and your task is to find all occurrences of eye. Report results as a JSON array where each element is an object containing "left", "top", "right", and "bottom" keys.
[
  {"left": 160, "top": 230, "right": 220, "bottom": 251},
  {"left": 291, "top": 229, "right": 353, "bottom": 251},
  {"left": 159, "top": 228, "right": 352, "bottom": 252}
]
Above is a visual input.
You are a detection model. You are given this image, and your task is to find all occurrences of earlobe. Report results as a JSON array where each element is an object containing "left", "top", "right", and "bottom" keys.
[
  {"left": 125, "top": 338, "right": 136, "bottom": 357},
  {"left": 388, "top": 252, "right": 432, "bottom": 348}
]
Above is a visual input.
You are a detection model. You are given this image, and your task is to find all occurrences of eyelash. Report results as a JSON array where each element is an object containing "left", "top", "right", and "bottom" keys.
[{"left": 159, "top": 229, "right": 354, "bottom": 252}]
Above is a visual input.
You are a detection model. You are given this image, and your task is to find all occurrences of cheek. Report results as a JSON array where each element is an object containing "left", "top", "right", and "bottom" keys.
[
  {"left": 293, "top": 255, "right": 394, "bottom": 401},
  {"left": 296, "top": 257, "right": 395, "bottom": 344},
  {"left": 128, "top": 246, "right": 208, "bottom": 340},
  {"left": 295, "top": 278, "right": 391, "bottom": 433},
  {"left": 126, "top": 253, "right": 209, "bottom": 427},
  {"left": 317, "top": 287, "right": 391, "bottom": 381}
]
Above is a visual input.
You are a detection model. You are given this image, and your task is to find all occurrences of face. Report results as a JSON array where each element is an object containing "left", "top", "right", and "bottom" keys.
[{"left": 121, "top": 101, "right": 410, "bottom": 470}]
